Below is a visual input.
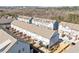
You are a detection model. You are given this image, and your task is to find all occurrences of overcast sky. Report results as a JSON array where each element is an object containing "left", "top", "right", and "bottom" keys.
[{"left": 0, "top": 0, "right": 79, "bottom": 6}]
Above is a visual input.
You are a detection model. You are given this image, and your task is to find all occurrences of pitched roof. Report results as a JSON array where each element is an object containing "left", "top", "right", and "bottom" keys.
[
  {"left": 11, "top": 20, "right": 55, "bottom": 39},
  {"left": 18, "top": 15, "right": 55, "bottom": 24},
  {"left": 60, "top": 22, "right": 79, "bottom": 31},
  {"left": 0, "top": 17, "right": 15, "bottom": 24},
  {"left": 0, "top": 29, "right": 17, "bottom": 53}
]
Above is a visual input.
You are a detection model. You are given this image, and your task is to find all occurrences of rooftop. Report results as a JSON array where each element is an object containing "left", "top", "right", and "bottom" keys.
[
  {"left": 0, "top": 17, "right": 15, "bottom": 24},
  {"left": 60, "top": 22, "right": 79, "bottom": 31},
  {"left": 11, "top": 20, "right": 55, "bottom": 39},
  {"left": 18, "top": 15, "right": 55, "bottom": 24},
  {"left": 0, "top": 29, "right": 17, "bottom": 53}
]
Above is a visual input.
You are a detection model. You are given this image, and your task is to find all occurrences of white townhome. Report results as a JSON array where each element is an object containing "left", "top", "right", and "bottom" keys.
[
  {"left": 17, "top": 15, "right": 56, "bottom": 29},
  {"left": 11, "top": 20, "right": 59, "bottom": 48}
]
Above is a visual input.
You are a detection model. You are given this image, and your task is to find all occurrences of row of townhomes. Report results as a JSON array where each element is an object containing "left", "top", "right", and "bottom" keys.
[{"left": 0, "top": 15, "right": 79, "bottom": 53}]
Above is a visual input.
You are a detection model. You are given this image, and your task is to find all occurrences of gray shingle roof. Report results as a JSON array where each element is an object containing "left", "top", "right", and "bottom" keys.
[{"left": 0, "top": 29, "right": 17, "bottom": 53}]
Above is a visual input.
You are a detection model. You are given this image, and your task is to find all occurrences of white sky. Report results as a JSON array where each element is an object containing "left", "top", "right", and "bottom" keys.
[{"left": 0, "top": 0, "right": 79, "bottom": 6}]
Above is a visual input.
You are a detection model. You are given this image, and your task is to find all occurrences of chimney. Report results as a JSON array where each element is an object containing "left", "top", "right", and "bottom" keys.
[
  {"left": 53, "top": 20, "right": 59, "bottom": 31},
  {"left": 29, "top": 17, "right": 33, "bottom": 24},
  {"left": 16, "top": 15, "right": 18, "bottom": 20}
]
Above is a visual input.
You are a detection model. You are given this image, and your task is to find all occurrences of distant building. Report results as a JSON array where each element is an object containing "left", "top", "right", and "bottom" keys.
[
  {"left": 0, "top": 29, "right": 30, "bottom": 53},
  {"left": 59, "top": 22, "right": 79, "bottom": 43},
  {"left": 17, "top": 15, "right": 56, "bottom": 29},
  {"left": 0, "top": 16, "right": 15, "bottom": 25},
  {"left": 11, "top": 19, "right": 59, "bottom": 48},
  {"left": 60, "top": 21, "right": 79, "bottom": 31}
]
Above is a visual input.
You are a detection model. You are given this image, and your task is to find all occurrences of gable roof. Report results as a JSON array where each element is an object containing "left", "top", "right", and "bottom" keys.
[
  {"left": 11, "top": 20, "right": 55, "bottom": 39},
  {"left": 0, "top": 29, "right": 17, "bottom": 53},
  {"left": 18, "top": 15, "right": 55, "bottom": 24},
  {"left": 60, "top": 22, "right": 79, "bottom": 31},
  {"left": 0, "top": 17, "right": 15, "bottom": 24}
]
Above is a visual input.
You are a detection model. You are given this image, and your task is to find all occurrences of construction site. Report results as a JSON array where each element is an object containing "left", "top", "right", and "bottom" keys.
[{"left": 0, "top": 14, "right": 79, "bottom": 53}]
